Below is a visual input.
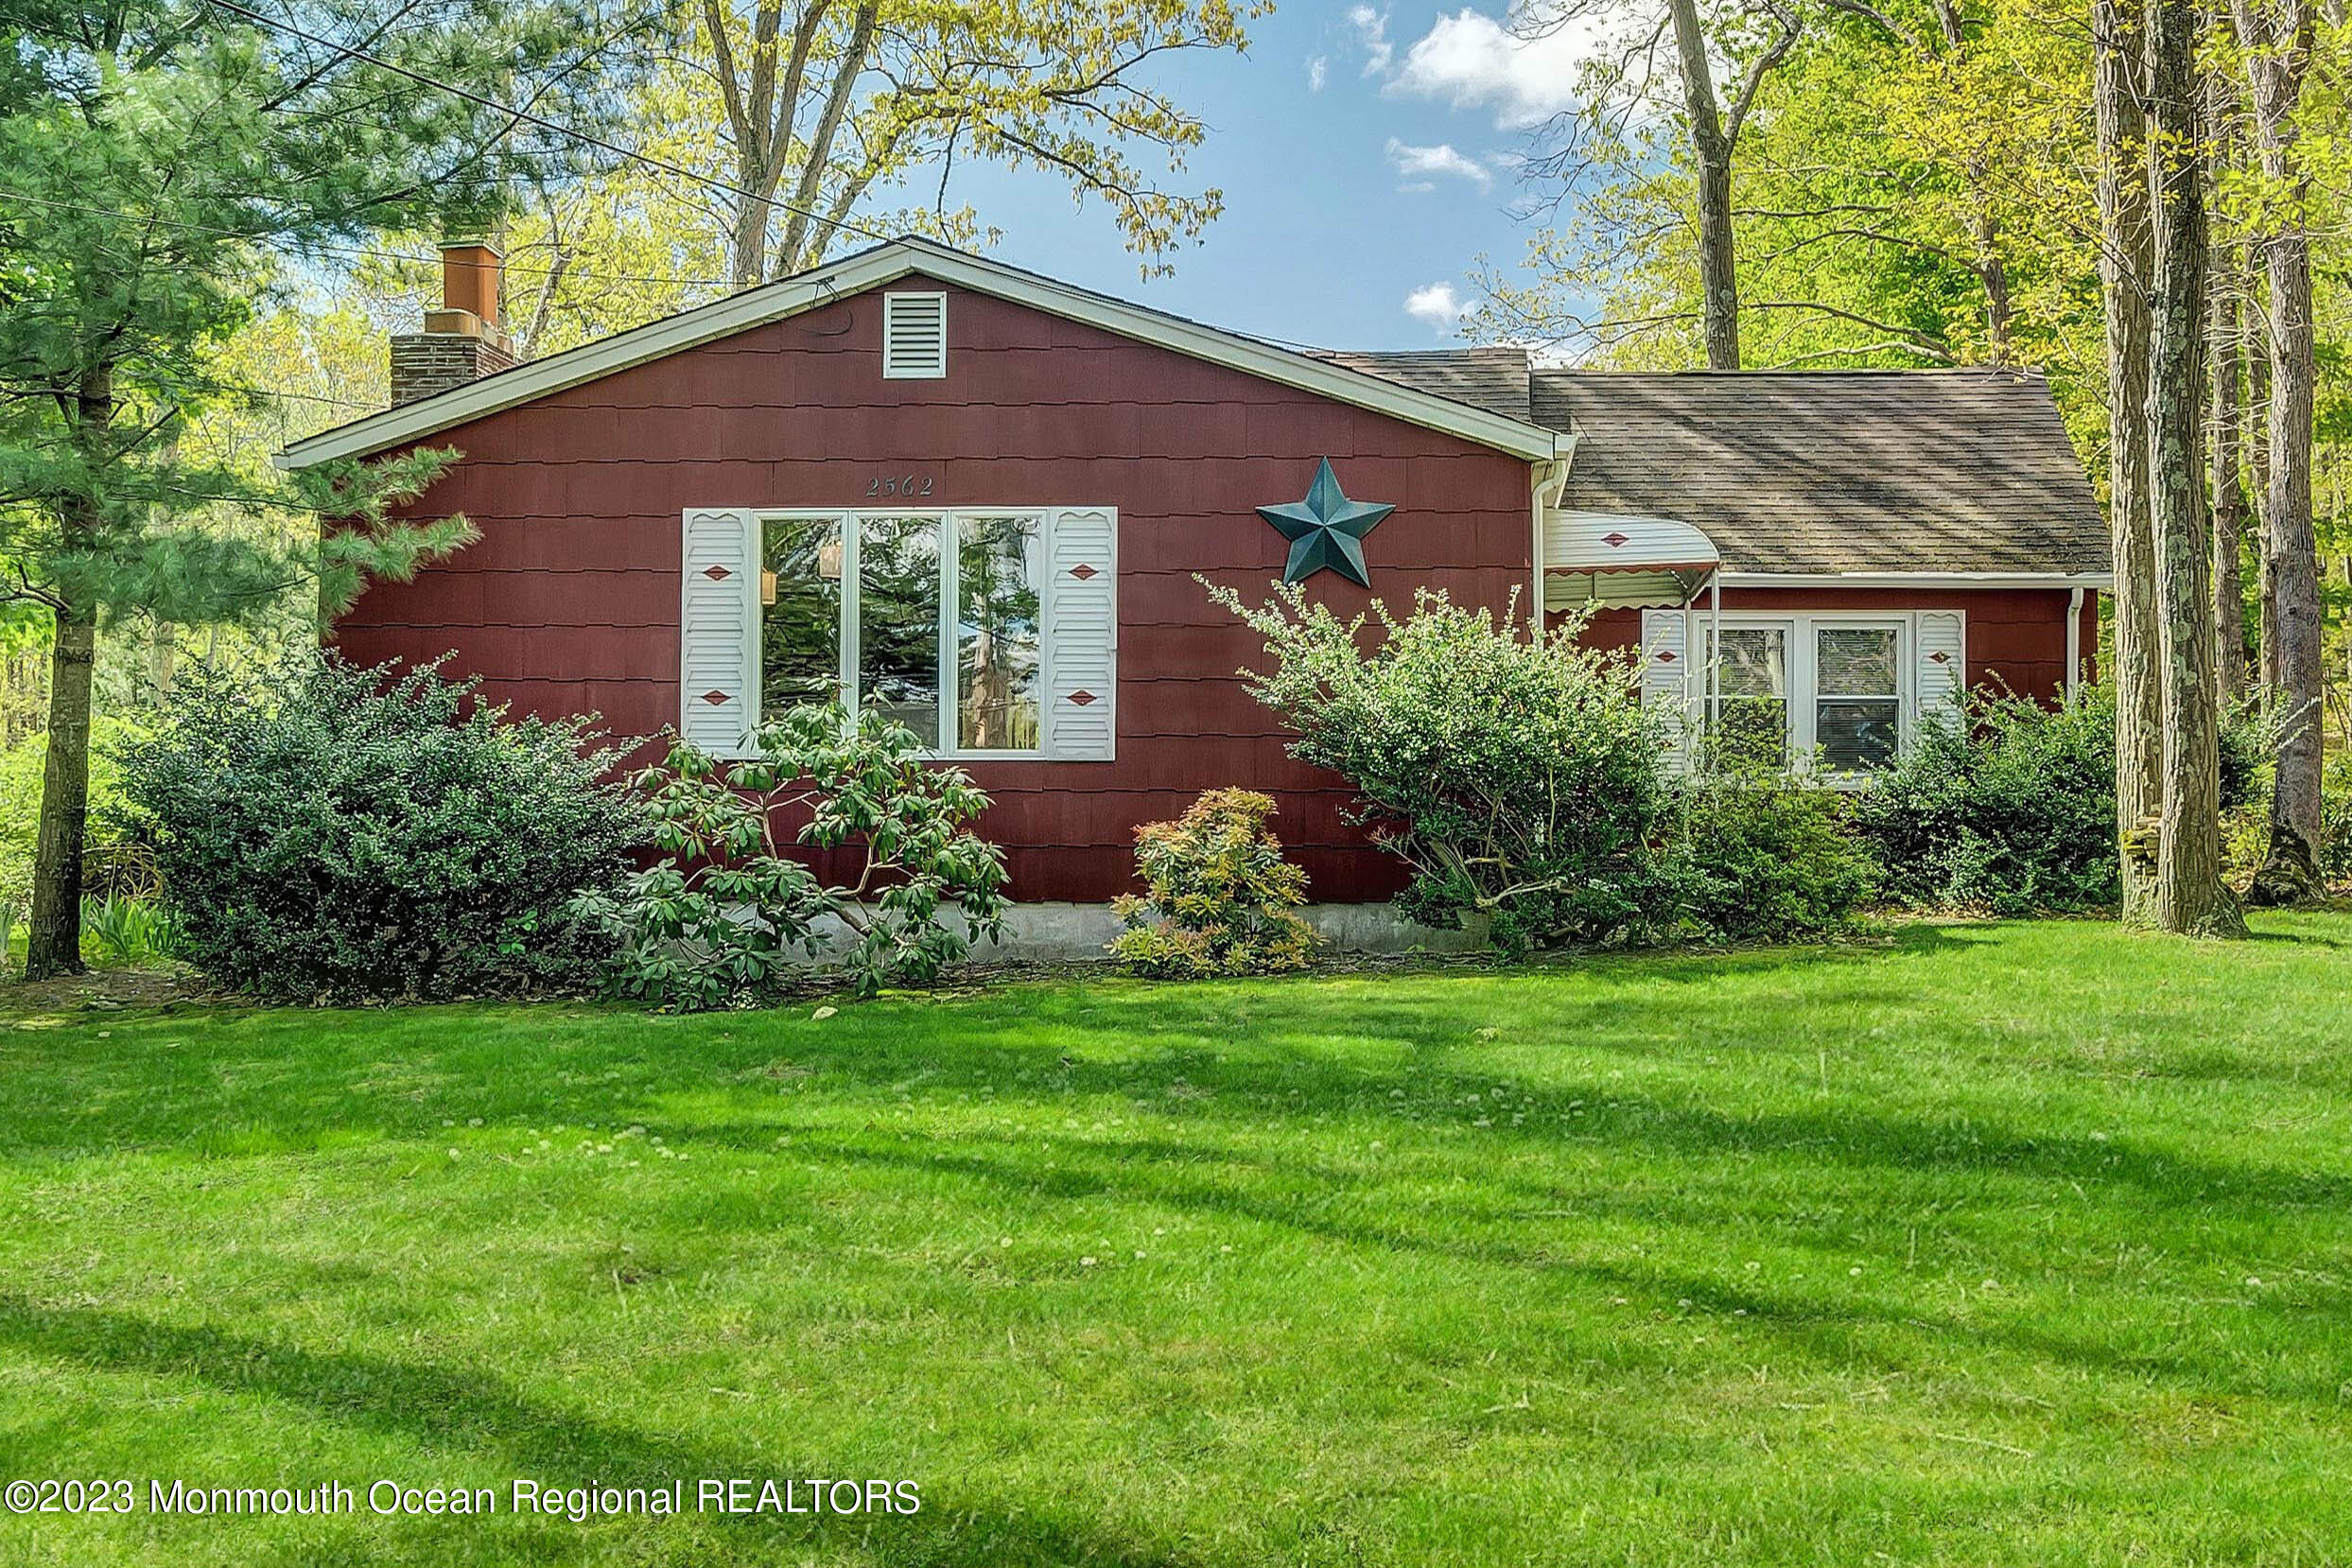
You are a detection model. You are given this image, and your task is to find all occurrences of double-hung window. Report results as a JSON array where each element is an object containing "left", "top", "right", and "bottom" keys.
[
  {"left": 1646, "top": 608, "right": 1955, "bottom": 777},
  {"left": 761, "top": 510, "right": 1046, "bottom": 754}
]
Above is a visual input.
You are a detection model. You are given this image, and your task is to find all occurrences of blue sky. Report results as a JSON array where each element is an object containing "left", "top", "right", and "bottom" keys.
[{"left": 946, "top": 4, "right": 1594, "bottom": 351}]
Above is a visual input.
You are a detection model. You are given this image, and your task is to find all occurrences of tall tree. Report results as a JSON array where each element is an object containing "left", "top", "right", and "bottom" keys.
[
  {"left": 2096, "top": 0, "right": 2166, "bottom": 924},
  {"left": 2232, "top": 0, "right": 2327, "bottom": 901},
  {"left": 2144, "top": 0, "right": 2246, "bottom": 932},
  {"left": 695, "top": 0, "right": 1261, "bottom": 289},
  {"left": 0, "top": 0, "right": 632, "bottom": 976},
  {"left": 2205, "top": 85, "right": 2253, "bottom": 702}
]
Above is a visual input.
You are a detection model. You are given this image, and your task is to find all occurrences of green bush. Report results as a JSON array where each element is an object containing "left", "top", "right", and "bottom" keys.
[
  {"left": 1664, "top": 768, "right": 1881, "bottom": 939},
  {"left": 1854, "top": 685, "right": 2268, "bottom": 916},
  {"left": 117, "top": 653, "right": 643, "bottom": 1000},
  {"left": 2324, "top": 753, "right": 2352, "bottom": 886},
  {"left": 1110, "top": 789, "right": 1316, "bottom": 978},
  {"left": 1211, "top": 583, "right": 1671, "bottom": 954},
  {"left": 579, "top": 705, "right": 1007, "bottom": 1008}
]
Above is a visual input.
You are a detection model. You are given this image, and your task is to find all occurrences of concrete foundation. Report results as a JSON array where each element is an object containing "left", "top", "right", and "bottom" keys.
[{"left": 795, "top": 902, "right": 1490, "bottom": 966}]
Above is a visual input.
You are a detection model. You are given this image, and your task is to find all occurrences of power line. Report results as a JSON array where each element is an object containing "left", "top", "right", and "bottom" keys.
[
  {"left": 0, "top": 187, "right": 736, "bottom": 287},
  {"left": 200, "top": 0, "right": 895, "bottom": 253}
]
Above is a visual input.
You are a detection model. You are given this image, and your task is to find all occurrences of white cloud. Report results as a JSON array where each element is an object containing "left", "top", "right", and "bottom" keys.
[
  {"left": 1308, "top": 54, "right": 1329, "bottom": 91},
  {"left": 1404, "top": 281, "right": 1476, "bottom": 330},
  {"left": 1386, "top": 137, "right": 1493, "bottom": 190},
  {"left": 1380, "top": 7, "right": 1605, "bottom": 129},
  {"left": 1349, "top": 6, "right": 1394, "bottom": 75}
]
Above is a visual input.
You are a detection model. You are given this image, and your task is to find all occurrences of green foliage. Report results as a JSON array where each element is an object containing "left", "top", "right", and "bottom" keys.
[
  {"left": 1110, "top": 789, "right": 1315, "bottom": 979},
  {"left": 0, "top": 714, "right": 147, "bottom": 909},
  {"left": 582, "top": 706, "right": 1008, "bottom": 1008},
  {"left": 1211, "top": 582, "right": 1672, "bottom": 954},
  {"left": 1853, "top": 685, "right": 2269, "bottom": 915},
  {"left": 2324, "top": 753, "right": 2352, "bottom": 885},
  {"left": 116, "top": 653, "right": 642, "bottom": 1001},
  {"left": 1663, "top": 768, "right": 1882, "bottom": 940},
  {"left": 79, "top": 892, "right": 174, "bottom": 967}
]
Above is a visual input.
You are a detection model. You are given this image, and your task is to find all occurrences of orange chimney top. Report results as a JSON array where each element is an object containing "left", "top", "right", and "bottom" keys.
[{"left": 439, "top": 240, "right": 502, "bottom": 327}]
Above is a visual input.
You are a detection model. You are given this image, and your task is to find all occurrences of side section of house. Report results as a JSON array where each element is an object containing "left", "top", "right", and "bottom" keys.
[{"left": 329, "top": 276, "right": 1539, "bottom": 903}]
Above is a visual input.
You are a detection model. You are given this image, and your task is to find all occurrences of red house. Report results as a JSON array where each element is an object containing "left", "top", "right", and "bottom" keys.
[{"left": 280, "top": 237, "right": 2109, "bottom": 931}]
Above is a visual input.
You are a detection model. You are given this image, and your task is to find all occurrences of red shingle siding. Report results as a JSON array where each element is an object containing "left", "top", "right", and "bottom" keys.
[{"left": 341, "top": 280, "right": 1534, "bottom": 903}]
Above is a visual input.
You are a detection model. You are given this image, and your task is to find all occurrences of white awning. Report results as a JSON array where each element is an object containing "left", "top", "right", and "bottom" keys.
[{"left": 1543, "top": 509, "right": 1720, "bottom": 612}]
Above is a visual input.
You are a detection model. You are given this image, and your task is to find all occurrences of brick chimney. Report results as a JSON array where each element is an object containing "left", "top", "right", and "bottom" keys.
[{"left": 390, "top": 239, "right": 516, "bottom": 405}]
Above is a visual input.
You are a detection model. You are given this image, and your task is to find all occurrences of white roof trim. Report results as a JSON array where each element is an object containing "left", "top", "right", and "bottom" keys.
[
  {"left": 1720, "top": 571, "right": 2113, "bottom": 589},
  {"left": 277, "top": 236, "right": 1563, "bottom": 469}
]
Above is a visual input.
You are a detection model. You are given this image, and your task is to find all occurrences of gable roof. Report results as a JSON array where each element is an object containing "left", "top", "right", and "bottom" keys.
[
  {"left": 1529, "top": 368, "right": 2109, "bottom": 577},
  {"left": 276, "top": 236, "right": 1564, "bottom": 470}
]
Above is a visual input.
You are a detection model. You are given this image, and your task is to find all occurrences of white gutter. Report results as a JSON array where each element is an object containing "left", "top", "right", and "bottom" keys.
[
  {"left": 1719, "top": 570, "right": 2114, "bottom": 590},
  {"left": 1529, "top": 436, "right": 1576, "bottom": 626}
]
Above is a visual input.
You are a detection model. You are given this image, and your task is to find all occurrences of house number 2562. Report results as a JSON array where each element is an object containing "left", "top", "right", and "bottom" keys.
[{"left": 865, "top": 474, "right": 935, "bottom": 497}]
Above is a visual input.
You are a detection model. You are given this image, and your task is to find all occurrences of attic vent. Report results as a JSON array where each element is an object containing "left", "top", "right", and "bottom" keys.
[{"left": 881, "top": 291, "right": 947, "bottom": 379}]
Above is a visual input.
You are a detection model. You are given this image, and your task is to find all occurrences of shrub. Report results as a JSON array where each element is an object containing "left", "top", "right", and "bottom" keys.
[
  {"left": 580, "top": 705, "right": 1008, "bottom": 1007},
  {"left": 1110, "top": 789, "right": 1316, "bottom": 978},
  {"left": 1855, "top": 684, "right": 2271, "bottom": 916},
  {"left": 2324, "top": 753, "right": 2352, "bottom": 886},
  {"left": 1210, "top": 583, "right": 1670, "bottom": 953},
  {"left": 1664, "top": 767, "right": 1880, "bottom": 939},
  {"left": 117, "top": 653, "right": 643, "bottom": 1000}
]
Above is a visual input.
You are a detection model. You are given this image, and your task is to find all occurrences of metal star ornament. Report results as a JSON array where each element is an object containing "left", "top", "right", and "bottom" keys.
[{"left": 1256, "top": 459, "right": 1394, "bottom": 588}]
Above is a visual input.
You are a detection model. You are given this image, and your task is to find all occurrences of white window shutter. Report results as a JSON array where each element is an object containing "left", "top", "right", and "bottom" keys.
[
  {"left": 1916, "top": 610, "right": 1966, "bottom": 727},
  {"left": 1043, "top": 507, "right": 1117, "bottom": 760},
  {"left": 679, "top": 508, "right": 758, "bottom": 757},
  {"left": 1639, "top": 607, "right": 1695, "bottom": 770}
]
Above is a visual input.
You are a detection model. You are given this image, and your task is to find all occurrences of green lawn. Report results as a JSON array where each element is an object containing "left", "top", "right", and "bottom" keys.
[{"left": 2, "top": 915, "right": 2350, "bottom": 1566}]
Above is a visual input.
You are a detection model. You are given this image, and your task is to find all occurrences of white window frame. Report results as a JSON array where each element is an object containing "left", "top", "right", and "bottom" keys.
[
  {"left": 880, "top": 290, "right": 948, "bottom": 379},
  {"left": 757, "top": 507, "right": 1053, "bottom": 761},
  {"left": 1703, "top": 610, "right": 1941, "bottom": 782}
]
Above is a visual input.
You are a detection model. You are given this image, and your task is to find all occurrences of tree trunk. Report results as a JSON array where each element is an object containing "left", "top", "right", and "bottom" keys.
[
  {"left": 2145, "top": 0, "right": 2246, "bottom": 936},
  {"left": 2237, "top": 0, "right": 2324, "bottom": 904},
  {"left": 2205, "top": 92, "right": 2250, "bottom": 703},
  {"left": 1667, "top": 0, "right": 1741, "bottom": 370},
  {"left": 2096, "top": 0, "right": 2164, "bottom": 924},
  {"left": 25, "top": 603, "right": 95, "bottom": 978}
]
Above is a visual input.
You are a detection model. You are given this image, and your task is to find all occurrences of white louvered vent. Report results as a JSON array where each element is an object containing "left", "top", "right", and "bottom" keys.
[
  {"left": 1639, "top": 606, "right": 1695, "bottom": 772},
  {"left": 881, "top": 291, "right": 948, "bottom": 379}
]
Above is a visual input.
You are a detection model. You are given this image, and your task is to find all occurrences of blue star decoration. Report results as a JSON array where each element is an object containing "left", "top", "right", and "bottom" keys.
[{"left": 1256, "top": 458, "right": 1394, "bottom": 588}]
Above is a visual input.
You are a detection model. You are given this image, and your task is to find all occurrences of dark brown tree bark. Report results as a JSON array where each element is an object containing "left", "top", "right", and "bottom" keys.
[
  {"left": 2235, "top": 0, "right": 2326, "bottom": 903},
  {"left": 2208, "top": 277, "right": 2251, "bottom": 701},
  {"left": 25, "top": 601, "right": 94, "bottom": 978},
  {"left": 2145, "top": 0, "right": 2246, "bottom": 934},
  {"left": 2097, "top": 0, "right": 2164, "bottom": 924},
  {"left": 2204, "top": 82, "right": 2252, "bottom": 702}
]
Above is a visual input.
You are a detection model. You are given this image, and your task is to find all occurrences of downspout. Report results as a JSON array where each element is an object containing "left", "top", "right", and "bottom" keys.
[
  {"left": 1530, "top": 436, "right": 1576, "bottom": 629},
  {"left": 2065, "top": 585, "right": 2084, "bottom": 705}
]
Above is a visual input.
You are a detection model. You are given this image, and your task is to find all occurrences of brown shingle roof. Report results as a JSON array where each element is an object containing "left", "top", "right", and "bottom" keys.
[
  {"left": 1304, "top": 347, "right": 1533, "bottom": 423},
  {"left": 1305, "top": 349, "right": 2108, "bottom": 577},
  {"left": 1536, "top": 368, "right": 2108, "bottom": 575}
]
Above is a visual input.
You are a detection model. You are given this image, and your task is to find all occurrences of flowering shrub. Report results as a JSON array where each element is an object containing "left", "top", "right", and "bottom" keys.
[
  {"left": 1110, "top": 789, "right": 1315, "bottom": 978},
  {"left": 1210, "top": 582, "right": 1671, "bottom": 953},
  {"left": 580, "top": 705, "right": 1006, "bottom": 1007}
]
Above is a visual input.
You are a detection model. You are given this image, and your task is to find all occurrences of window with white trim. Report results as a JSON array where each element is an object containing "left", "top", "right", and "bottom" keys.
[
  {"left": 1670, "top": 611, "right": 1932, "bottom": 775},
  {"left": 759, "top": 509, "right": 1046, "bottom": 755}
]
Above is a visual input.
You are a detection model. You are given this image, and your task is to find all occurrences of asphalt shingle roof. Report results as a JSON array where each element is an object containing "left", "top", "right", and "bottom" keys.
[{"left": 1306, "top": 348, "right": 2109, "bottom": 577}]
